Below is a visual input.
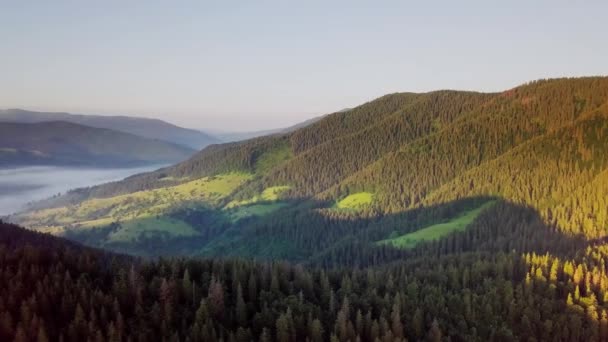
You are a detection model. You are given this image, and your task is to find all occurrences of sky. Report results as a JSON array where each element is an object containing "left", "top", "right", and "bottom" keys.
[{"left": 1, "top": 1, "right": 607, "bottom": 132}]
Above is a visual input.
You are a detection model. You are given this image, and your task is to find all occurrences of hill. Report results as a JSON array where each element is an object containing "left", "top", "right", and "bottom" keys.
[
  {"left": 0, "top": 121, "right": 195, "bottom": 167},
  {"left": 10, "top": 77, "right": 608, "bottom": 266},
  {"left": 0, "top": 109, "right": 220, "bottom": 149}
]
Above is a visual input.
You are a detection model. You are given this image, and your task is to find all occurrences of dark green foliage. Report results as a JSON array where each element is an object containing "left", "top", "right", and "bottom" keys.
[{"left": 1, "top": 214, "right": 607, "bottom": 341}]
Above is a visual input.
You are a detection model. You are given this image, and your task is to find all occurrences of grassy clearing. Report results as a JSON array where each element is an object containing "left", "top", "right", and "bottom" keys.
[
  {"left": 107, "top": 217, "right": 199, "bottom": 243},
  {"left": 17, "top": 172, "right": 252, "bottom": 230},
  {"left": 225, "top": 186, "right": 290, "bottom": 208},
  {"left": 261, "top": 186, "right": 290, "bottom": 201},
  {"left": 377, "top": 201, "right": 496, "bottom": 249},
  {"left": 223, "top": 184, "right": 291, "bottom": 222},
  {"left": 335, "top": 192, "right": 373, "bottom": 209}
]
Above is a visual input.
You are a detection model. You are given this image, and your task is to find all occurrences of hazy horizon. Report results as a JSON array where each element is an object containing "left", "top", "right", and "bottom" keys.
[
  {"left": 0, "top": 106, "right": 320, "bottom": 133},
  {"left": 2, "top": 1, "right": 607, "bottom": 131}
]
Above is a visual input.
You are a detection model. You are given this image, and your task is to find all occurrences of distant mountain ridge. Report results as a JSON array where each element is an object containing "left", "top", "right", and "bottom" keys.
[
  {"left": 211, "top": 113, "right": 328, "bottom": 142},
  {"left": 0, "top": 109, "right": 220, "bottom": 149},
  {"left": 0, "top": 121, "right": 195, "bottom": 167}
]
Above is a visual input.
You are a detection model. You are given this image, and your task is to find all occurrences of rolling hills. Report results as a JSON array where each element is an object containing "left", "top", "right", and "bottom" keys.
[
  {"left": 0, "top": 121, "right": 195, "bottom": 167},
  {"left": 10, "top": 77, "right": 608, "bottom": 265},
  {"left": 5, "top": 76, "right": 608, "bottom": 340},
  {"left": 0, "top": 108, "right": 220, "bottom": 149}
]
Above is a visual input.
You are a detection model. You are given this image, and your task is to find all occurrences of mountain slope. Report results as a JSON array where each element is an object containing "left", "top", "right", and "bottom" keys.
[
  {"left": 0, "top": 121, "right": 195, "bottom": 167},
  {"left": 11, "top": 77, "right": 608, "bottom": 264},
  {"left": 0, "top": 109, "right": 219, "bottom": 149}
]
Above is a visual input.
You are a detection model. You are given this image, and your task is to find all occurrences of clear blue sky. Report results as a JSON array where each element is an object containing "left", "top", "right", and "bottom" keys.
[{"left": 1, "top": 1, "right": 607, "bottom": 131}]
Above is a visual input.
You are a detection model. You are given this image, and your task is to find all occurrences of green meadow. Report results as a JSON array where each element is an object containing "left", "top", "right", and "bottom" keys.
[
  {"left": 17, "top": 172, "right": 252, "bottom": 233},
  {"left": 335, "top": 192, "right": 373, "bottom": 210},
  {"left": 377, "top": 201, "right": 496, "bottom": 249},
  {"left": 225, "top": 185, "right": 290, "bottom": 208}
]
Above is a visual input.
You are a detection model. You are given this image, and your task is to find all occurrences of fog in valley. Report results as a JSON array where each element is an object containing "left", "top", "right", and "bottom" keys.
[{"left": 0, "top": 165, "right": 164, "bottom": 216}]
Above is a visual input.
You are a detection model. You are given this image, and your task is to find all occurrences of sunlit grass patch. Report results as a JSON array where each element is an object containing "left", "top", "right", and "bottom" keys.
[
  {"left": 376, "top": 201, "right": 496, "bottom": 249},
  {"left": 16, "top": 172, "right": 253, "bottom": 231},
  {"left": 225, "top": 185, "right": 291, "bottom": 208},
  {"left": 335, "top": 192, "right": 373, "bottom": 210}
]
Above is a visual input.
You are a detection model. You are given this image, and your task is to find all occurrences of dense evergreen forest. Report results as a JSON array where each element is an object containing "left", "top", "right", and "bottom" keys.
[{"left": 2, "top": 210, "right": 608, "bottom": 341}]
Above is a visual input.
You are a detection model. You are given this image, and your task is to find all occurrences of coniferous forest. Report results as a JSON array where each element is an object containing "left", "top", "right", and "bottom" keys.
[{"left": 4, "top": 77, "right": 608, "bottom": 341}]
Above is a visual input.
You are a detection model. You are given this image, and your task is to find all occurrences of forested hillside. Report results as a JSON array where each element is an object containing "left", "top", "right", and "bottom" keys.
[
  {"left": 9, "top": 77, "right": 608, "bottom": 267},
  {"left": 0, "top": 121, "right": 195, "bottom": 167}
]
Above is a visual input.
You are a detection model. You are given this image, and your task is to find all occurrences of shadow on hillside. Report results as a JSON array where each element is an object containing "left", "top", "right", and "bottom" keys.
[
  {"left": 221, "top": 196, "right": 591, "bottom": 267},
  {"left": 59, "top": 194, "right": 592, "bottom": 267}
]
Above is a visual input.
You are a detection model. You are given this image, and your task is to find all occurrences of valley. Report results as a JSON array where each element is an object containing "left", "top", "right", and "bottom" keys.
[{"left": 0, "top": 164, "right": 166, "bottom": 216}]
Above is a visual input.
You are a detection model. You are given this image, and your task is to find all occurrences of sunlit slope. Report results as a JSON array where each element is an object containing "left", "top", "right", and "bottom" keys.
[
  {"left": 323, "top": 77, "right": 608, "bottom": 212},
  {"left": 421, "top": 113, "right": 608, "bottom": 237},
  {"left": 248, "top": 91, "right": 495, "bottom": 197},
  {"left": 14, "top": 173, "right": 252, "bottom": 233}
]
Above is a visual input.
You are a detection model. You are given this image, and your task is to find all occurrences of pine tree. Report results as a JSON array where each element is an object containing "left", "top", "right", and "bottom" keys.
[
  {"left": 310, "top": 318, "right": 324, "bottom": 342},
  {"left": 276, "top": 313, "right": 290, "bottom": 342},
  {"left": 36, "top": 325, "right": 49, "bottom": 342},
  {"left": 412, "top": 308, "right": 424, "bottom": 339},
  {"left": 391, "top": 300, "right": 404, "bottom": 339},
  {"left": 207, "top": 277, "right": 224, "bottom": 319},
  {"left": 426, "top": 319, "right": 442, "bottom": 342},
  {"left": 235, "top": 283, "right": 247, "bottom": 326},
  {"left": 13, "top": 324, "right": 27, "bottom": 342},
  {"left": 259, "top": 328, "right": 271, "bottom": 342}
]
